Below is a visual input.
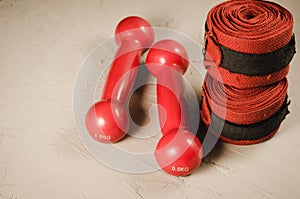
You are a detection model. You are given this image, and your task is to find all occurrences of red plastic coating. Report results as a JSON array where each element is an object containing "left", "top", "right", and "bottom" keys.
[
  {"left": 85, "top": 16, "right": 154, "bottom": 143},
  {"left": 156, "top": 69, "right": 187, "bottom": 135},
  {"left": 146, "top": 39, "right": 189, "bottom": 135},
  {"left": 146, "top": 40, "right": 202, "bottom": 176},
  {"left": 155, "top": 129, "right": 202, "bottom": 176}
]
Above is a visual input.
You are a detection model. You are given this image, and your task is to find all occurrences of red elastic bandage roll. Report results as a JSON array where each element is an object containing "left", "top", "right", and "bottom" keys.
[
  {"left": 202, "top": 74, "right": 288, "bottom": 125},
  {"left": 204, "top": 0, "right": 295, "bottom": 88},
  {"left": 200, "top": 74, "right": 290, "bottom": 145},
  {"left": 201, "top": 0, "right": 295, "bottom": 145}
]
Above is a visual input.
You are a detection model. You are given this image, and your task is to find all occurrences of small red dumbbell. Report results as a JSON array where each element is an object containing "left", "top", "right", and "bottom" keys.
[
  {"left": 85, "top": 16, "right": 154, "bottom": 143},
  {"left": 146, "top": 40, "right": 202, "bottom": 176}
]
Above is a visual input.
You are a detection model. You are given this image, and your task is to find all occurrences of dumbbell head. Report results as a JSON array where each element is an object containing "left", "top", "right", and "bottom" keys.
[
  {"left": 155, "top": 129, "right": 202, "bottom": 176},
  {"left": 85, "top": 101, "right": 129, "bottom": 143},
  {"left": 146, "top": 39, "right": 189, "bottom": 77},
  {"left": 115, "top": 16, "right": 154, "bottom": 48}
]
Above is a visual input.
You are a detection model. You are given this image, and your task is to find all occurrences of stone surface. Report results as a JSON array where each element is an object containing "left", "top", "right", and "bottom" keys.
[{"left": 0, "top": 0, "right": 300, "bottom": 198}]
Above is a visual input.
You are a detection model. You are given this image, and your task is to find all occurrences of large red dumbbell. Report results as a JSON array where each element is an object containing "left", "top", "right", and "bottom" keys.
[
  {"left": 85, "top": 16, "right": 154, "bottom": 143},
  {"left": 146, "top": 40, "right": 202, "bottom": 176}
]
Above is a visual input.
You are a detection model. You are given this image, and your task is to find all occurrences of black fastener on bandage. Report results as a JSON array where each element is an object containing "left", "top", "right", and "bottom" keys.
[
  {"left": 209, "top": 99, "right": 290, "bottom": 141},
  {"left": 219, "top": 35, "right": 296, "bottom": 76}
]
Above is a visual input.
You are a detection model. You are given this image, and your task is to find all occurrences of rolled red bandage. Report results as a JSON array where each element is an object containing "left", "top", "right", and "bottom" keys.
[
  {"left": 206, "top": 0, "right": 294, "bottom": 54},
  {"left": 202, "top": 74, "right": 288, "bottom": 125},
  {"left": 200, "top": 74, "right": 290, "bottom": 145},
  {"left": 204, "top": 0, "right": 295, "bottom": 88},
  {"left": 201, "top": 0, "right": 295, "bottom": 145}
]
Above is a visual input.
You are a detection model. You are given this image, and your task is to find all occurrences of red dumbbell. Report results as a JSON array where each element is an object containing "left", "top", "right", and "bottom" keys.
[
  {"left": 85, "top": 16, "right": 154, "bottom": 143},
  {"left": 146, "top": 40, "right": 202, "bottom": 176}
]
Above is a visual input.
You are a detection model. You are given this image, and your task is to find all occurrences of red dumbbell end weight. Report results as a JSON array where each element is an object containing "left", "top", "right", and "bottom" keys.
[
  {"left": 85, "top": 101, "right": 129, "bottom": 143},
  {"left": 155, "top": 129, "right": 202, "bottom": 176}
]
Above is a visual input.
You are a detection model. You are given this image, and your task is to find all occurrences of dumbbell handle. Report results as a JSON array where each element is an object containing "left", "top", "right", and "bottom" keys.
[
  {"left": 157, "top": 67, "right": 189, "bottom": 135},
  {"left": 102, "top": 40, "right": 142, "bottom": 105}
]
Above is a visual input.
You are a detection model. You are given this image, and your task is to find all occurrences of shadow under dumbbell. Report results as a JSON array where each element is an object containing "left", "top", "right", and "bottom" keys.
[
  {"left": 129, "top": 85, "right": 150, "bottom": 127},
  {"left": 127, "top": 64, "right": 157, "bottom": 138}
]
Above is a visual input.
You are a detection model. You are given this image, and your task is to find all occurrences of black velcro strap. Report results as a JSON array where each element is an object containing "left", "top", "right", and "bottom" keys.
[
  {"left": 205, "top": 33, "right": 296, "bottom": 76},
  {"left": 221, "top": 35, "right": 296, "bottom": 76},
  {"left": 209, "top": 99, "right": 290, "bottom": 141}
]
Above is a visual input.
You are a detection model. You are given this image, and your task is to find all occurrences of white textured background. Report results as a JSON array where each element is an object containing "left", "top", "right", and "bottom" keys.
[{"left": 0, "top": 0, "right": 299, "bottom": 198}]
